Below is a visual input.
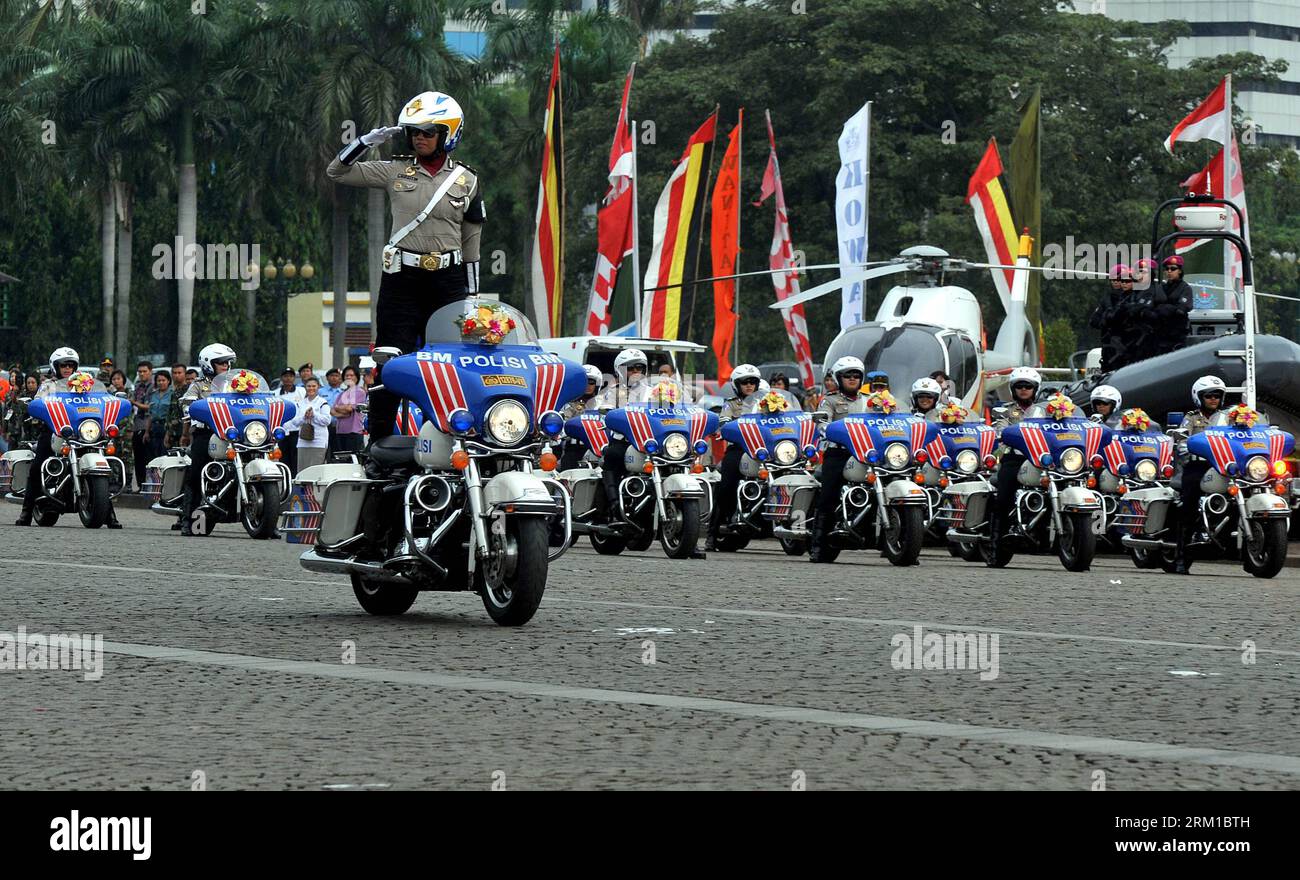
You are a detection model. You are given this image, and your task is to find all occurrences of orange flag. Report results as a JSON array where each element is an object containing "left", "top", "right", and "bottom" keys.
[{"left": 710, "top": 113, "right": 742, "bottom": 382}]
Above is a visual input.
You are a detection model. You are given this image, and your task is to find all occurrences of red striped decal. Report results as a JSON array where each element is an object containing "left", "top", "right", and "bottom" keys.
[
  {"left": 1269, "top": 431, "right": 1286, "bottom": 465},
  {"left": 1158, "top": 437, "right": 1173, "bottom": 470},
  {"left": 1103, "top": 440, "right": 1127, "bottom": 475},
  {"left": 799, "top": 414, "right": 816, "bottom": 449},
  {"left": 533, "top": 362, "right": 565, "bottom": 419},
  {"left": 208, "top": 400, "right": 234, "bottom": 436},
  {"left": 845, "top": 420, "right": 875, "bottom": 462},
  {"left": 1206, "top": 433, "right": 1236, "bottom": 473},
  {"left": 268, "top": 399, "right": 285, "bottom": 430},
  {"left": 689, "top": 409, "right": 710, "bottom": 444},
  {"left": 627, "top": 409, "right": 655, "bottom": 450},
  {"left": 103, "top": 398, "right": 121, "bottom": 429},
  {"left": 45, "top": 400, "right": 71, "bottom": 433},
  {"left": 978, "top": 427, "right": 996, "bottom": 460},
  {"left": 418, "top": 359, "right": 468, "bottom": 431},
  {"left": 581, "top": 415, "right": 609, "bottom": 456},
  {"left": 1019, "top": 425, "right": 1050, "bottom": 466},
  {"left": 738, "top": 420, "right": 766, "bottom": 458},
  {"left": 909, "top": 419, "right": 926, "bottom": 455},
  {"left": 1084, "top": 424, "right": 1103, "bottom": 461},
  {"left": 924, "top": 436, "right": 947, "bottom": 464}
]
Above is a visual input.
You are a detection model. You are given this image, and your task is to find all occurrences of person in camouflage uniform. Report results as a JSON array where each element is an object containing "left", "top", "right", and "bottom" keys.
[
  {"left": 165, "top": 363, "right": 190, "bottom": 450},
  {"left": 4, "top": 374, "right": 41, "bottom": 445},
  {"left": 988, "top": 367, "right": 1043, "bottom": 545}
]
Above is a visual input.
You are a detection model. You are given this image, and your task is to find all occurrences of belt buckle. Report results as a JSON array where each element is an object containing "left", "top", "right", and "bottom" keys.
[{"left": 419, "top": 253, "right": 440, "bottom": 271}]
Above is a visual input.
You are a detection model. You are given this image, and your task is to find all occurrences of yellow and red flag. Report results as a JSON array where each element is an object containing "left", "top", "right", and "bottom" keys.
[
  {"left": 710, "top": 112, "right": 742, "bottom": 382},
  {"left": 642, "top": 111, "right": 717, "bottom": 339},
  {"left": 966, "top": 138, "right": 1018, "bottom": 314},
  {"left": 530, "top": 44, "right": 564, "bottom": 337}
]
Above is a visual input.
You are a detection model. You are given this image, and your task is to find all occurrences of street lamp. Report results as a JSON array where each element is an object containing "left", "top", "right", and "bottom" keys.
[{"left": 250, "top": 257, "right": 315, "bottom": 375}]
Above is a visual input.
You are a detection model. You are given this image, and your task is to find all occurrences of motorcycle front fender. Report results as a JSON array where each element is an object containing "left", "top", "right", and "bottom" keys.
[
  {"left": 1057, "top": 485, "right": 1101, "bottom": 511},
  {"left": 1246, "top": 490, "right": 1290, "bottom": 518},
  {"left": 884, "top": 479, "right": 927, "bottom": 504},
  {"left": 76, "top": 452, "right": 113, "bottom": 476},
  {"left": 661, "top": 472, "right": 705, "bottom": 499},
  {"left": 482, "top": 470, "right": 556, "bottom": 515},
  {"left": 243, "top": 457, "right": 280, "bottom": 481}
]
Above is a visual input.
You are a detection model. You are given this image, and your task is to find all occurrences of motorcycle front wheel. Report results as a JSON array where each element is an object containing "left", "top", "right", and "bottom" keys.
[
  {"left": 659, "top": 498, "right": 701, "bottom": 559},
  {"left": 241, "top": 481, "right": 282, "bottom": 539},
  {"left": 1242, "top": 518, "right": 1288, "bottom": 579},
  {"left": 77, "top": 478, "right": 111, "bottom": 529},
  {"left": 480, "top": 517, "right": 548, "bottom": 626},
  {"left": 883, "top": 505, "right": 925, "bottom": 566},
  {"left": 1056, "top": 511, "right": 1097, "bottom": 572}
]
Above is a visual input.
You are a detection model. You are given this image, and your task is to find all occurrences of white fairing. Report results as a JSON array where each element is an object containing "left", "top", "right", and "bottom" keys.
[
  {"left": 414, "top": 420, "right": 453, "bottom": 470},
  {"left": 148, "top": 452, "right": 189, "bottom": 471},
  {"left": 885, "top": 480, "right": 927, "bottom": 503},
  {"left": 244, "top": 457, "right": 281, "bottom": 481},
  {"left": 296, "top": 463, "right": 366, "bottom": 488},
  {"left": 2, "top": 449, "right": 34, "bottom": 464},
  {"left": 739, "top": 454, "right": 761, "bottom": 478},
  {"left": 482, "top": 471, "right": 555, "bottom": 510},
  {"left": 1246, "top": 492, "right": 1290, "bottom": 517},
  {"left": 661, "top": 472, "right": 705, "bottom": 498},
  {"left": 77, "top": 451, "right": 112, "bottom": 476},
  {"left": 1058, "top": 486, "right": 1101, "bottom": 510}
]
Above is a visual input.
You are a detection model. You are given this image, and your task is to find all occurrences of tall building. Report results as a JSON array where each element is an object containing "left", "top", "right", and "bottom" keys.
[{"left": 1098, "top": 1, "right": 1300, "bottom": 147}]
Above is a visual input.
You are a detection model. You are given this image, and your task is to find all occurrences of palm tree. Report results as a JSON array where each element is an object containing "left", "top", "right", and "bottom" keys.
[{"left": 616, "top": 0, "right": 698, "bottom": 59}]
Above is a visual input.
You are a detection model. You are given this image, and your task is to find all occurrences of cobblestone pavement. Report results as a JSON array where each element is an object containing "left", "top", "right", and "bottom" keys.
[{"left": 1, "top": 507, "right": 1298, "bottom": 790}]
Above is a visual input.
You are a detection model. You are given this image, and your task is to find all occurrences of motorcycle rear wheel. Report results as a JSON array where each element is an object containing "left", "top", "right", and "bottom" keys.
[
  {"left": 35, "top": 505, "right": 59, "bottom": 527},
  {"left": 779, "top": 536, "right": 807, "bottom": 556},
  {"left": 1127, "top": 545, "right": 1162, "bottom": 569},
  {"left": 712, "top": 531, "right": 750, "bottom": 552},
  {"left": 351, "top": 573, "right": 418, "bottom": 616},
  {"left": 480, "top": 517, "right": 548, "bottom": 626}
]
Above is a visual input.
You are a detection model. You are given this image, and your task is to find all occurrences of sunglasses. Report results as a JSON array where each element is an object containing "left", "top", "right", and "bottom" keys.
[
  {"left": 1202, "top": 392, "right": 1223, "bottom": 399},
  {"left": 842, "top": 373, "right": 864, "bottom": 381}
]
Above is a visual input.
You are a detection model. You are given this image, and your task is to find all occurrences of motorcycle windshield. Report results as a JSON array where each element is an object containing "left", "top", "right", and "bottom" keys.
[
  {"left": 1102, "top": 430, "right": 1173, "bottom": 475},
  {"left": 29, "top": 386, "right": 131, "bottom": 435},
  {"left": 826, "top": 414, "right": 938, "bottom": 464},
  {"left": 744, "top": 389, "right": 803, "bottom": 414},
  {"left": 721, "top": 411, "right": 820, "bottom": 459},
  {"left": 209, "top": 369, "right": 272, "bottom": 396},
  {"left": 1000, "top": 417, "right": 1111, "bottom": 467},
  {"left": 423, "top": 298, "right": 538, "bottom": 346},
  {"left": 935, "top": 422, "right": 997, "bottom": 462},
  {"left": 603, "top": 403, "right": 718, "bottom": 453},
  {"left": 1187, "top": 424, "right": 1294, "bottom": 473}
]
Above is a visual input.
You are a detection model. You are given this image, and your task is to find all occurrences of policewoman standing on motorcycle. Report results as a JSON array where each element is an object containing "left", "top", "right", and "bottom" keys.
[{"left": 327, "top": 91, "right": 485, "bottom": 444}]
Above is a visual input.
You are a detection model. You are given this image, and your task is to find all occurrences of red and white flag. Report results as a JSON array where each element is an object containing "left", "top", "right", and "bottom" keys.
[
  {"left": 1177, "top": 135, "right": 1250, "bottom": 306},
  {"left": 1164, "top": 76, "right": 1229, "bottom": 153},
  {"left": 754, "top": 111, "right": 814, "bottom": 390},
  {"left": 585, "top": 64, "right": 635, "bottom": 336}
]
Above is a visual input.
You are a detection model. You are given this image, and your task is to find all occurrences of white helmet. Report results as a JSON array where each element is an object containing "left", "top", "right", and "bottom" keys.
[
  {"left": 614, "top": 348, "right": 648, "bottom": 383},
  {"left": 1191, "top": 374, "right": 1227, "bottom": 406},
  {"left": 48, "top": 346, "right": 80, "bottom": 374},
  {"left": 830, "top": 356, "right": 865, "bottom": 390},
  {"left": 583, "top": 364, "right": 603, "bottom": 386},
  {"left": 198, "top": 343, "right": 237, "bottom": 378},
  {"left": 1007, "top": 366, "right": 1041, "bottom": 390},
  {"left": 910, "top": 377, "right": 942, "bottom": 407},
  {"left": 399, "top": 91, "right": 465, "bottom": 152},
  {"left": 1090, "top": 384, "right": 1122, "bottom": 410},
  {"left": 731, "top": 363, "right": 761, "bottom": 396}
]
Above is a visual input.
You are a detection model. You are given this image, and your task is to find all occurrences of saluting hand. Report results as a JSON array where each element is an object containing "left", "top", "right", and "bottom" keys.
[{"left": 360, "top": 125, "right": 404, "bottom": 146}]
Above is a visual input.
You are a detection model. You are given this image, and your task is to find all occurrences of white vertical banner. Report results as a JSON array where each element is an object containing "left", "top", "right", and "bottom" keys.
[{"left": 835, "top": 102, "right": 870, "bottom": 329}]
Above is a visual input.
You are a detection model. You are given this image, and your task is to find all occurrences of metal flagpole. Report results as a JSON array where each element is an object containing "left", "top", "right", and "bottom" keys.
[
  {"left": 630, "top": 117, "right": 643, "bottom": 336},
  {"left": 734, "top": 109, "right": 743, "bottom": 367}
]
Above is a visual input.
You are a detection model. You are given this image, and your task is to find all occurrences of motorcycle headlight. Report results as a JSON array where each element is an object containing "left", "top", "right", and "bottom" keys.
[
  {"left": 1246, "top": 455, "right": 1270, "bottom": 482},
  {"left": 884, "top": 442, "right": 910, "bottom": 469},
  {"left": 773, "top": 440, "right": 799, "bottom": 466},
  {"left": 244, "top": 421, "right": 268, "bottom": 446},
  {"left": 1134, "top": 459, "right": 1158, "bottom": 483},
  {"left": 956, "top": 449, "right": 979, "bottom": 474},
  {"left": 662, "top": 432, "right": 690, "bottom": 460},
  {"left": 77, "top": 420, "right": 102, "bottom": 443},
  {"left": 484, "top": 400, "right": 530, "bottom": 446},
  {"left": 1059, "top": 448, "right": 1084, "bottom": 474}
]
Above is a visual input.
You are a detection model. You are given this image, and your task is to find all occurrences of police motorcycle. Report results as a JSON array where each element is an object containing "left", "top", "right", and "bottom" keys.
[
  {"left": 714, "top": 389, "right": 820, "bottom": 554},
  {"left": 916, "top": 403, "right": 1000, "bottom": 563},
  {"left": 984, "top": 394, "right": 1109, "bottom": 572},
  {"left": 1094, "top": 409, "right": 1179, "bottom": 569},
  {"left": 3, "top": 371, "right": 131, "bottom": 528},
  {"left": 293, "top": 298, "right": 585, "bottom": 626},
  {"left": 820, "top": 390, "right": 936, "bottom": 566},
  {"left": 1156, "top": 405, "right": 1294, "bottom": 578},
  {"left": 561, "top": 380, "right": 718, "bottom": 558},
  {"left": 147, "top": 369, "right": 293, "bottom": 538}
]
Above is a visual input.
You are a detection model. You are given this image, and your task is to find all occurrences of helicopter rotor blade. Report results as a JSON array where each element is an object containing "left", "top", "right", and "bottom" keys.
[
  {"left": 959, "top": 261, "right": 1111, "bottom": 280},
  {"left": 768, "top": 261, "right": 917, "bottom": 310}
]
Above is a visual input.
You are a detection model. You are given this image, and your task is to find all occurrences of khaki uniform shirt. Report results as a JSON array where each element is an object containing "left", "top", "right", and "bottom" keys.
[
  {"left": 1176, "top": 409, "right": 1214, "bottom": 438},
  {"left": 326, "top": 154, "right": 483, "bottom": 261},
  {"left": 817, "top": 391, "right": 867, "bottom": 422},
  {"left": 991, "top": 401, "right": 1034, "bottom": 432},
  {"left": 561, "top": 396, "right": 598, "bottom": 420}
]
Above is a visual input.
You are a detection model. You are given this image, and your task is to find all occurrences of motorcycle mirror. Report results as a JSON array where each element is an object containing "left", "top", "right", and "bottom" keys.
[
  {"left": 18, "top": 396, "right": 32, "bottom": 404},
  {"left": 355, "top": 404, "right": 369, "bottom": 414},
  {"left": 115, "top": 391, "right": 129, "bottom": 399},
  {"left": 811, "top": 411, "right": 830, "bottom": 425}
]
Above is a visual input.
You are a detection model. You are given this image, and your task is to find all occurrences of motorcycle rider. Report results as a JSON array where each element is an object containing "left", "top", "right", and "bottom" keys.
[
  {"left": 596, "top": 348, "right": 652, "bottom": 519},
  {"left": 1154, "top": 254, "right": 1195, "bottom": 357},
  {"left": 988, "top": 366, "right": 1042, "bottom": 545},
  {"left": 178, "top": 343, "right": 236, "bottom": 536},
  {"left": 809, "top": 356, "right": 868, "bottom": 563},
  {"left": 15, "top": 348, "right": 79, "bottom": 526},
  {"left": 1088, "top": 384, "right": 1123, "bottom": 428},
  {"left": 557, "top": 364, "right": 604, "bottom": 471},
  {"left": 910, "top": 377, "right": 943, "bottom": 421},
  {"left": 1167, "top": 375, "right": 1226, "bottom": 575},
  {"left": 706, "top": 363, "right": 762, "bottom": 551},
  {"left": 327, "top": 90, "right": 484, "bottom": 445}
]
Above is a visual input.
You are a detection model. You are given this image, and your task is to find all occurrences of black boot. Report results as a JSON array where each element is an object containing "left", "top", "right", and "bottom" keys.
[
  {"left": 15, "top": 510, "right": 32, "bottom": 526},
  {"left": 1172, "top": 521, "right": 1193, "bottom": 575},
  {"left": 180, "top": 489, "right": 195, "bottom": 537},
  {"left": 808, "top": 513, "right": 830, "bottom": 563},
  {"left": 106, "top": 507, "right": 123, "bottom": 529}
]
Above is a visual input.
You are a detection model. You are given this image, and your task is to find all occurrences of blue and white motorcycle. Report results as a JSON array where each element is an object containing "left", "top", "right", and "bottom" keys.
[
  {"left": 561, "top": 393, "right": 718, "bottom": 558},
  {"left": 293, "top": 298, "right": 586, "bottom": 626},
  {"left": 3, "top": 373, "right": 131, "bottom": 528},
  {"left": 715, "top": 408, "right": 821, "bottom": 554},
  {"left": 149, "top": 369, "right": 294, "bottom": 538},
  {"left": 822, "top": 410, "right": 937, "bottom": 566},
  {"left": 920, "top": 417, "right": 999, "bottom": 562},
  {"left": 1095, "top": 414, "right": 1178, "bottom": 569}
]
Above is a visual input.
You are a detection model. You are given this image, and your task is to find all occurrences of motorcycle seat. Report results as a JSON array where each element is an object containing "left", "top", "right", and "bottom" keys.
[{"left": 369, "top": 435, "right": 419, "bottom": 470}]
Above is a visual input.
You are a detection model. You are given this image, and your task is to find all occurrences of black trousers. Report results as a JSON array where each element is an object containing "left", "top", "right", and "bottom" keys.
[
  {"left": 369, "top": 263, "right": 468, "bottom": 443},
  {"left": 132, "top": 430, "right": 151, "bottom": 486},
  {"left": 20, "top": 427, "right": 53, "bottom": 515},
  {"left": 710, "top": 444, "right": 744, "bottom": 533},
  {"left": 601, "top": 438, "right": 630, "bottom": 515},
  {"left": 558, "top": 439, "right": 585, "bottom": 472},
  {"left": 186, "top": 427, "right": 213, "bottom": 511},
  {"left": 1179, "top": 461, "right": 1210, "bottom": 531},
  {"left": 816, "top": 447, "right": 851, "bottom": 525},
  {"left": 991, "top": 452, "right": 1025, "bottom": 533}
]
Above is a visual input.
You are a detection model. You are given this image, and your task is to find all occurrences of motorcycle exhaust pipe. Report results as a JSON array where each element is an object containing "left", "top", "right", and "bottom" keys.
[
  {"left": 202, "top": 461, "right": 226, "bottom": 484},
  {"left": 739, "top": 481, "right": 763, "bottom": 502},
  {"left": 1022, "top": 490, "right": 1045, "bottom": 514},
  {"left": 1205, "top": 494, "right": 1229, "bottom": 516},
  {"left": 413, "top": 474, "right": 453, "bottom": 514},
  {"left": 845, "top": 485, "right": 871, "bottom": 508},
  {"left": 300, "top": 549, "right": 411, "bottom": 583},
  {"left": 41, "top": 458, "right": 66, "bottom": 480},
  {"left": 624, "top": 476, "right": 648, "bottom": 498}
]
